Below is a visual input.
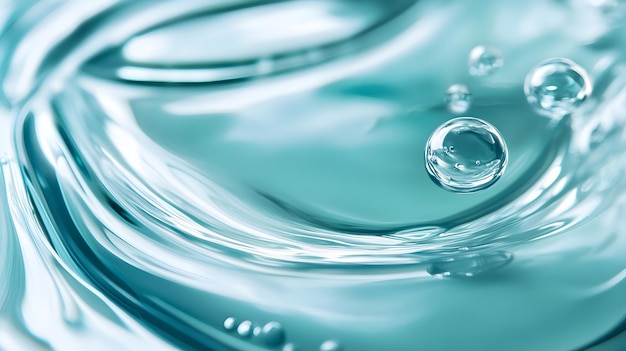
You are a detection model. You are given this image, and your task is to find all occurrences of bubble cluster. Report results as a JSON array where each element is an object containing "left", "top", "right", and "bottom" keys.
[
  {"left": 425, "top": 117, "right": 508, "bottom": 193},
  {"left": 524, "top": 58, "right": 592, "bottom": 119},
  {"left": 468, "top": 45, "right": 503, "bottom": 77},
  {"left": 445, "top": 84, "right": 473, "bottom": 114},
  {"left": 223, "top": 317, "right": 290, "bottom": 348}
]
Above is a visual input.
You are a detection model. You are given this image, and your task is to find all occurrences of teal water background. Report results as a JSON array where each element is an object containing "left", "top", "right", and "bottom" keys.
[{"left": 1, "top": 1, "right": 626, "bottom": 350}]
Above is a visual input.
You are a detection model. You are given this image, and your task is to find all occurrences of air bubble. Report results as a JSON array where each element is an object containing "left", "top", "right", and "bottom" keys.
[
  {"left": 445, "top": 84, "right": 473, "bottom": 114},
  {"left": 425, "top": 117, "right": 508, "bottom": 193},
  {"left": 260, "top": 321, "right": 285, "bottom": 346},
  {"left": 524, "top": 58, "right": 592, "bottom": 119},
  {"left": 468, "top": 45, "right": 503, "bottom": 77},
  {"left": 223, "top": 317, "right": 237, "bottom": 331},
  {"left": 237, "top": 320, "right": 253, "bottom": 338}
]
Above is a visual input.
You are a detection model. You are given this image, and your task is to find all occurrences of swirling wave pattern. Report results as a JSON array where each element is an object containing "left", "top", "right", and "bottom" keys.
[{"left": 2, "top": 1, "right": 626, "bottom": 350}]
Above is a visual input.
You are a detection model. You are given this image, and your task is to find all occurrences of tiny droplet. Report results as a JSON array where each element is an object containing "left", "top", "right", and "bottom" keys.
[
  {"left": 223, "top": 317, "right": 237, "bottom": 331},
  {"left": 468, "top": 45, "right": 503, "bottom": 77},
  {"left": 445, "top": 84, "right": 473, "bottom": 114},
  {"left": 237, "top": 320, "right": 253, "bottom": 338}
]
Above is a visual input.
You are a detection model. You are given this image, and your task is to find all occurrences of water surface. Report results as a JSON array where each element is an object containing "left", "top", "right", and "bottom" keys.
[{"left": 1, "top": 1, "right": 626, "bottom": 350}]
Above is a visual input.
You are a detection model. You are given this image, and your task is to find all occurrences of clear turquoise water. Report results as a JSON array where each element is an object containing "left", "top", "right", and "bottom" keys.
[{"left": 1, "top": 1, "right": 626, "bottom": 350}]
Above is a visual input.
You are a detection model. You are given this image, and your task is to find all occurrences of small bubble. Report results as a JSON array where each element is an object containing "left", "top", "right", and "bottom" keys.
[
  {"left": 425, "top": 117, "right": 508, "bottom": 193},
  {"left": 320, "top": 340, "right": 342, "bottom": 351},
  {"left": 237, "top": 320, "right": 253, "bottom": 338},
  {"left": 468, "top": 45, "right": 503, "bottom": 77},
  {"left": 445, "top": 84, "right": 473, "bottom": 114},
  {"left": 524, "top": 58, "right": 592, "bottom": 119},
  {"left": 260, "top": 321, "right": 285, "bottom": 346},
  {"left": 252, "top": 326, "right": 262, "bottom": 337},
  {"left": 223, "top": 317, "right": 237, "bottom": 331}
]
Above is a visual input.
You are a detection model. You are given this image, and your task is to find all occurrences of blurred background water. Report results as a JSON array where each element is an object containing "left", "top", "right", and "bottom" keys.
[{"left": 1, "top": 0, "right": 626, "bottom": 350}]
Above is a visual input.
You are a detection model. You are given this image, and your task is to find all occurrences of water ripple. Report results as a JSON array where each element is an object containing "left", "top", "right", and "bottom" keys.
[{"left": 3, "top": 1, "right": 626, "bottom": 350}]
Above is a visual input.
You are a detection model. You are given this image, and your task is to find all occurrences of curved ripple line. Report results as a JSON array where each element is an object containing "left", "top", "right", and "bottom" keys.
[
  {"left": 16, "top": 77, "right": 626, "bottom": 268},
  {"left": 0, "top": 159, "right": 176, "bottom": 350}
]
